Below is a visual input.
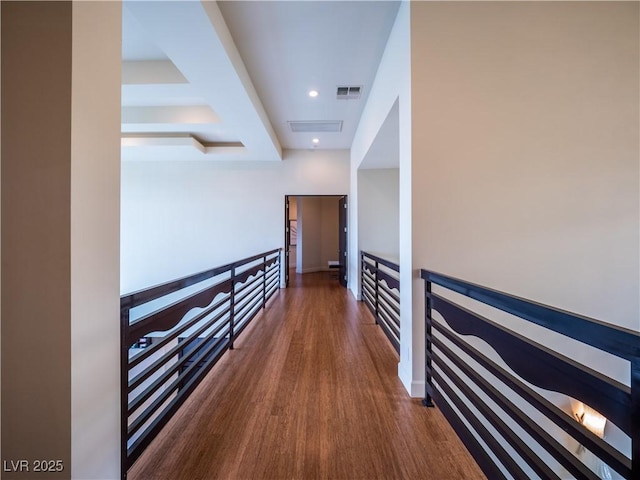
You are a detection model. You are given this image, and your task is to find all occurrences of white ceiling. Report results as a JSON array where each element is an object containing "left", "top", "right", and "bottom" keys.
[{"left": 121, "top": 1, "right": 400, "bottom": 161}]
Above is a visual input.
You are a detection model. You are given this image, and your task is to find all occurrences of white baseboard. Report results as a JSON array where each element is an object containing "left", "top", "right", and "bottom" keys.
[
  {"left": 410, "top": 380, "right": 426, "bottom": 398},
  {"left": 348, "top": 286, "right": 361, "bottom": 300},
  {"left": 398, "top": 366, "right": 426, "bottom": 398}
]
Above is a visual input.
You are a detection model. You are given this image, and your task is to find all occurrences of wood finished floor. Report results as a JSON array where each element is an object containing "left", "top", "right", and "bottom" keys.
[{"left": 128, "top": 272, "right": 485, "bottom": 480}]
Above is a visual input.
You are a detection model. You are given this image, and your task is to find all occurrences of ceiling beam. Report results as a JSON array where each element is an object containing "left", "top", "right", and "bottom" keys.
[
  {"left": 124, "top": 1, "right": 282, "bottom": 161},
  {"left": 121, "top": 106, "right": 221, "bottom": 125},
  {"left": 122, "top": 60, "right": 187, "bottom": 85}
]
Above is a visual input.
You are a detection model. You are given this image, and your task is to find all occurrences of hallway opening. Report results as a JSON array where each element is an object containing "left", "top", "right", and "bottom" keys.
[
  {"left": 127, "top": 272, "right": 484, "bottom": 480},
  {"left": 285, "top": 195, "right": 348, "bottom": 288}
]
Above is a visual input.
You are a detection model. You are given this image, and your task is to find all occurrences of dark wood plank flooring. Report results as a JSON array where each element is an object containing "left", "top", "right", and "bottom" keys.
[{"left": 128, "top": 272, "right": 485, "bottom": 480}]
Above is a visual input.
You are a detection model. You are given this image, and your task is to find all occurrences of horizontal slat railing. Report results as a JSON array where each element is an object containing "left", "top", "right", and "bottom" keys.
[
  {"left": 121, "top": 249, "right": 281, "bottom": 479},
  {"left": 421, "top": 269, "right": 639, "bottom": 480},
  {"left": 361, "top": 251, "right": 400, "bottom": 353}
]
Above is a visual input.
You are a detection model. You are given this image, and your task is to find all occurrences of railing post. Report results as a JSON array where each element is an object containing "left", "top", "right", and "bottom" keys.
[
  {"left": 359, "top": 252, "right": 363, "bottom": 300},
  {"left": 632, "top": 358, "right": 639, "bottom": 478},
  {"left": 423, "top": 277, "right": 435, "bottom": 407},
  {"left": 263, "top": 255, "right": 267, "bottom": 309},
  {"left": 229, "top": 267, "right": 235, "bottom": 350},
  {"left": 374, "top": 260, "right": 379, "bottom": 325},
  {"left": 120, "top": 306, "right": 130, "bottom": 480}
]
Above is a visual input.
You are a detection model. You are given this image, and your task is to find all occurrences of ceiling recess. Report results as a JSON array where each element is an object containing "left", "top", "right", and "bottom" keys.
[
  {"left": 288, "top": 120, "right": 343, "bottom": 133},
  {"left": 336, "top": 85, "right": 362, "bottom": 100}
]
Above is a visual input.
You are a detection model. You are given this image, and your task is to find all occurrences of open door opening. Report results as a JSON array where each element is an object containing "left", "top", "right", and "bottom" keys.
[
  {"left": 284, "top": 195, "right": 347, "bottom": 288},
  {"left": 284, "top": 195, "right": 292, "bottom": 287},
  {"left": 338, "top": 195, "right": 348, "bottom": 287}
]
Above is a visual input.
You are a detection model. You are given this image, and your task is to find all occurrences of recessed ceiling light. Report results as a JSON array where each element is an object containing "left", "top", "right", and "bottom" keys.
[
  {"left": 312, "top": 138, "right": 320, "bottom": 144},
  {"left": 308, "top": 90, "right": 319, "bottom": 98}
]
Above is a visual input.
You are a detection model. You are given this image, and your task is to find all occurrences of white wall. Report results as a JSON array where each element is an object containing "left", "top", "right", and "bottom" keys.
[
  {"left": 410, "top": 1, "right": 639, "bottom": 458},
  {"left": 358, "top": 168, "right": 399, "bottom": 261},
  {"left": 350, "top": 1, "right": 409, "bottom": 297},
  {"left": 71, "top": 3, "right": 122, "bottom": 478},
  {"left": 411, "top": 0, "right": 639, "bottom": 331},
  {"left": 350, "top": 1, "right": 413, "bottom": 392},
  {"left": 354, "top": 1, "right": 639, "bottom": 405},
  {"left": 121, "top": 149, "right": 349, "bottom": 293},
  {"left": 294, "top": 196, "right": 340, "bottom": 274},
  {"left": 319, "top": 198, "right": 339, "bottom": 267},
  {"left": 2, "top": 4, "right": 120, "bottom": 478},
  {"left": 409, "top": 0, "right": 639, "bottom": 401},
  {"left": 0, "top": 3, "right": 3, "bottom": 458},
  {"left": 300, "top": 197, "right": 320, "bottom": 273}
]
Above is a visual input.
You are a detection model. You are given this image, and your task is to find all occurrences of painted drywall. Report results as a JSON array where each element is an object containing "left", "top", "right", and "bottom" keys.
[
  {"left": 350, "top": 1, "right": 412, "bottom": 392},
  {"left": 350, "top": 0, "right": 409, "bottom": 294},
  {"left": 299, "top": 197, "right": 321, "bottom": 273},
  {"left": 410, "top": 0, "right": 639, "bottom": 459},
  {"left": 320, "top": 198, "right": 340, "bottom": 268},
  {"left": 71, "top": 2, "right": 121, "bottom": 479},
  {"left": 1, "top": 3, "right": 72, "bottom": 476},
  {"left": 358, "top": 168, "right": 399, "bottom": 261},
  {"left": 411, "top": 0, "right": 639, "bottom": 329},
  {"left": 1, "top": 2, "right": 3, "bottom": 459},
  {"left": 299, "top": 196, "right": 340, "bottom": 273},
  {"left": 2, "top": 4, "right": 122, "bottom": 478},
  {"left": 121, "top": 149, "right": 349, "bottom": 293}
]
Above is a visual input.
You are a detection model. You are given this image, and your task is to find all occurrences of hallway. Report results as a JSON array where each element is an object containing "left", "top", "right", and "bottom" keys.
[{"left": 128, "top": 272, "right": 484, "bottom": 480}]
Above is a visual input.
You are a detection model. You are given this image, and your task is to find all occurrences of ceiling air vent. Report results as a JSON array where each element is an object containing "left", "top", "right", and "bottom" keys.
[
  {"left": 288, "top": 120, "right": 343, "bottom": 133},
  {"left": 336, "top": 85, "right": 362, "bottom": 100}
]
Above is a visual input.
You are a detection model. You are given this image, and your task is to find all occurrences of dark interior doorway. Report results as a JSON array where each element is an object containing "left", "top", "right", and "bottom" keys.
[
  {"left": 338, "top": 196, "right": 348, "bottom": 287},
  {"left": 284, "top": 195, "right": 347, "bottom": 288}
]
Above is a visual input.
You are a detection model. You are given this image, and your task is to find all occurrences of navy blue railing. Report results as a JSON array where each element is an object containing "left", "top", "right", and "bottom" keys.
[
  {"left": 421, "top": 270, "right": 639, "bottom": 480},
  {"left": 360, "top": 251, "right": 400, "bottom": 353},
  {"left": 121, "top": 249, "right": 281, "bottom": 478}
]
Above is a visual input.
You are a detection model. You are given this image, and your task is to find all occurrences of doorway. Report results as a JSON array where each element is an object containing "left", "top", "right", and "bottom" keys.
[{"left": 284, "top": 195, "right": 347, "bottom": 288}]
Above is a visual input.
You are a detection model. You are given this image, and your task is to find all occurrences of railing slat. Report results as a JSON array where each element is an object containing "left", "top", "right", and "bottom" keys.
[
  {"left": 128, "top": 324, "right": 231, "bottom": 415},
  {"left": 422, "top": 270, "right": 639, "bottom": 360},
  {"left": 128, "top": 293, "right": 230, "bottom": 370},
  {"left": 122, "top": 248, "right": 280, "bottom": 309},
  {"left": 128, "top": 308, "right": 230, "bottom": 393},
  {"left": 126, "top": 279, "right": 233, "bottom": 348},
  {"left": 121, "top": 249, "right": 281, "bottom": 478},
  {"left": 126, "top": 335, "right": 230, "bottom": 467},
  {"left": 421, "top": 268, "right": 640, "bottom": 480},
  {"left": 434, "top": 370, "right": 530, "bottom": 480},
  {"left": 434, "top": 337, "right": 600, "bottom": 480},
  {"left": 127, "top": 332, "right": 231, "bottom": 438},
  {"left": 377, "top": 321, "right": 400, "bottom": 352},
  {"left": 434, "top": 390, "right": 508, "bottom": 480},
  {"left": 360, "top": 251, "right": 399, "bottom": 272},
  {"left": 376, "top": 268, "right": 399, "bottom": 291},
  {"left": 377, "top": 290, "right": 400, "bottom": 317},
  {"left": 360, "top": 251, "right": 400, "bottom": 355},
  {"left": 432, "top": 293, "right": 631, "bottom": 435},
  {"left": 432, "top": 319, "right": 631, "bottom": 478},
  {"left": 377, "top": 303, "right": 400, "bottom": 333}
]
